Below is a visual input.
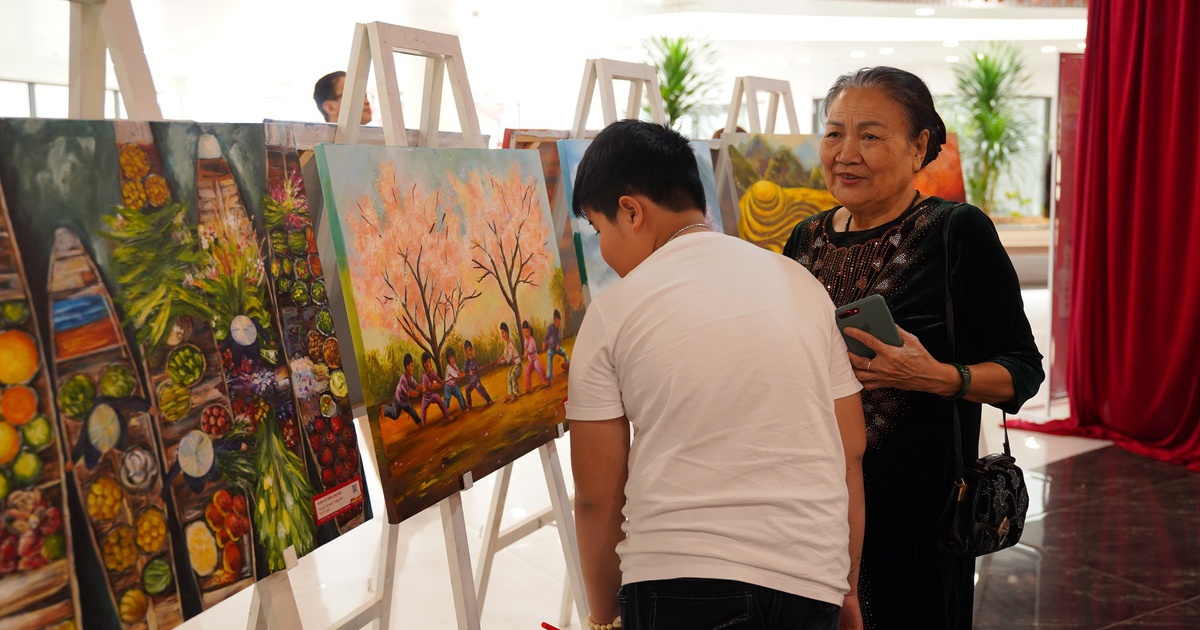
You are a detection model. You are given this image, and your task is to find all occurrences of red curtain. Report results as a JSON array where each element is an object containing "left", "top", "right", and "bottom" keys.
[{"left": 1012, "top": 0, "right": 1200, "bottom": 470}]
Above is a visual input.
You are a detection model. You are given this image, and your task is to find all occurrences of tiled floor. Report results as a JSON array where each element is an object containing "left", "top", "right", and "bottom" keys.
[{"left": 175, "top": 289, "right": 1200, "bottom": 629}]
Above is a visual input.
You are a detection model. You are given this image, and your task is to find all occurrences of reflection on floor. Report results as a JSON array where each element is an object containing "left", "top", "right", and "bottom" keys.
[
  {"left": 173, "top": 289, "right": 1200, "bottom": 629},
  {"left": 974, "top": 447, "right": 1200, "bottom": 629}
]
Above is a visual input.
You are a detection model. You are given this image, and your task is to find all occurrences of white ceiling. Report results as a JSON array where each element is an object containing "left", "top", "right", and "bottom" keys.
[{"left": 0, "top": 0, "right": 1086, "bottom": 133}]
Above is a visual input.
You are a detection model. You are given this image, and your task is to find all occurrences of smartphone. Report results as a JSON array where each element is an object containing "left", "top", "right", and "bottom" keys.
[{"left": 835, "top": 294, "right": 903, "bottom": 359}]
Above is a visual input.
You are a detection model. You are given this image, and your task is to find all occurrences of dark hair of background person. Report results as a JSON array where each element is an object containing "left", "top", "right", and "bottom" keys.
[
  {"left": 572, "top": 119, "right": 706, "bottom": 221},
  {"left": 823, "top": 66, "right": 948, "bottom": 168},
  {"left": 313, "top": 71, "right": 346, "bottom": 121}
]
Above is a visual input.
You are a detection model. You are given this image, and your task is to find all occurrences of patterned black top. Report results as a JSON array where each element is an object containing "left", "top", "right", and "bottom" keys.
[{"left": 783, "top": 197, "right": 1044, "bottom": 629}]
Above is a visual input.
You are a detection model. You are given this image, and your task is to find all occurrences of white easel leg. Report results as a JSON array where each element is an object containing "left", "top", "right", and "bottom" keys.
[
  {"left": 540, "top": 440, "right": 588, "bottom": 626},
  {"left": 474, "top": 462, "right": 512, "bottom": 609},
  {"left": 247, "top": 548, "right": 303, "bottom": 630},
  {"left": 441, "top": 492, "right": 482, "bottom": 630}
]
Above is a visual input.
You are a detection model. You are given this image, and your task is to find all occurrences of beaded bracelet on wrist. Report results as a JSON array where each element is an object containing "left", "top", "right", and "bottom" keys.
[{"left": 944, "top": 362, "right": 971, "bottom": 401}]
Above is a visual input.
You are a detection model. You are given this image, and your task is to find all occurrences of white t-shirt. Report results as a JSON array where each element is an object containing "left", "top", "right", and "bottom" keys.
[{"left": 566, "top": 231, "right": 861, "bottom": 606}]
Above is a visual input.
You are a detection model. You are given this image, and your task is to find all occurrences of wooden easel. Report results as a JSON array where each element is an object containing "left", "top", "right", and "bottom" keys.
[
  {"left": 570, "top": 58, "right": 667, "bottom": 139},
  {"left": 323, "top": 23, "right": 483, "bottom": 629},
  {"left": 66, "top": 0, "right": 162, "bottom": 120},
  {"left": 714, "top": 76, "right": 800, "bottom": 232},
  {"left": 64, "top": 2, "right": 310, "bottom": 627},
  {"left": 477, "top": 59, "right": 669, "bottom": 628},
  {"left": 323, "top": 22, "right": 586, "bottom": 630}
]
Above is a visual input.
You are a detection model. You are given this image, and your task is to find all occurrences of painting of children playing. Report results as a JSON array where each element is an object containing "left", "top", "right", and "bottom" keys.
[{"left": 317, "top": 145, "right": 575, "bottom": 523}]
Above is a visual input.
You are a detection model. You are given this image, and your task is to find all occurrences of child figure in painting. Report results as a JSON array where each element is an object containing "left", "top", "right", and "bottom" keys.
[
  {"left": 381, "top": 353, "right": 423, "bottom": 427},
  {"left": 419, "top": 352, "right": 452, "bottom": 424},
  {"left": 443, "top": 348, "right": 468, "bottom": 413},
  {"left": 543, "top": 309, "right": 570, "bottom": 382},
  {"left": 499, "top": 322, "right": 521, "bottom": 402},
  {"left": 522, "top": 320, "right": 548, "bottom": 392},
  {"left": 462, "top": 341, "right": 493, "bottom": 408}
]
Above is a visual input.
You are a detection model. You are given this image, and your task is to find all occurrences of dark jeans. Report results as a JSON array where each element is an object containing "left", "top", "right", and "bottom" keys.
[{"left": 618, "top": 578, "right": 841, "bottom": 630}]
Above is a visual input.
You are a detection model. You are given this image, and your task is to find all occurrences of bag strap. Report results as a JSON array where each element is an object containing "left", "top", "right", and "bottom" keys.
[{"left": 942, "top": 205, "right": 1013, "bottom": 479}]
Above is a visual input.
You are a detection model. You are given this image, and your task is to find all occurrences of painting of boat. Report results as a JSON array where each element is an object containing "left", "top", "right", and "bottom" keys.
[{"left": 48, "top": 228, "right": 183, "bottom": 629}]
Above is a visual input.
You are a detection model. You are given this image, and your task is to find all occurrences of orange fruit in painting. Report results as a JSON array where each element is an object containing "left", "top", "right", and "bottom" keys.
[
  {"left": 0, "top": 422, "right": 20, "bottom": 467},
  {"left": 1, "top": 386, "right": 37, "bottom": 425},
  {"left": 0, "top": 330, "right": 39, "bottom": 385}
]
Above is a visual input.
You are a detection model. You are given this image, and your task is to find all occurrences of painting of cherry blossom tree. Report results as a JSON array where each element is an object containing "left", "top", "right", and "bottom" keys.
[{"left": 316, "top": 146, "right": 570, "bottom": 523}]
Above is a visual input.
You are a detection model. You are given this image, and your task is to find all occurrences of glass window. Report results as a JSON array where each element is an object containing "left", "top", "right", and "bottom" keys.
[
  {"left": 33, "top": 84, "right": 70, "bottom": 118},
  {"left": 0, "top": 81, "right": 31, "bottom": 117}
]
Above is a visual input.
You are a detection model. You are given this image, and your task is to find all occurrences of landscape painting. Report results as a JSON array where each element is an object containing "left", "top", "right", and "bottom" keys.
[
  {"left": 725, "top": 133, "right": 839, "bottom": 253},
  {"left": 0, "top": 119, "right": 371, "bottom": 627},
  {"left": 558, "top": 139, "right": 725, "bottom": 301},
  {"left": 316, "top": 145, "right": 571, "bottom": 523},
  {"left": 726, "top": 132, "right": 968, "bottom": 252},
  {"left": 501, "top": 130, "right": 584, "bottom": 342}
]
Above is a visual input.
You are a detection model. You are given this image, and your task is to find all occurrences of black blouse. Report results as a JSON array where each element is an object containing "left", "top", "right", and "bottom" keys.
[{"left": 783, "top": 197, "right": 1043, "bottom": 629}]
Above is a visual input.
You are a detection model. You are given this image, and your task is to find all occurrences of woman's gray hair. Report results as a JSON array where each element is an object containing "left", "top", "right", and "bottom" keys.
[{"left": 823, "top": 67, "right": 948, "bottom": 168}]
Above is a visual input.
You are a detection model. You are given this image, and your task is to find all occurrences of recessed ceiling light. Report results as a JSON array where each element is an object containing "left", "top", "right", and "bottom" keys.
[
  {"left": 879, "top": 47, "right": 895, "bottom": 55},
  {"left": 1041, "top": 45, "right": 1058, "bottom": 53},
  {"left": 945, "top": 55, "right": 960, "bottom": 63},
  {"left": 850, "top": 50, "right": 866, "bottom": 59},
  {"left": 796, "top": 55, "right": 812, "bottom": 64},
  {"left": 916, "top": 8, "right": 936, "bottom": 17},
  {"left": 1077, "top": 42, "right": 1087, "bottom": 50},
  {"left": 943, "top": 40, "right": 959, "bottom": 48},
  {"left": 976, "top": 52, "right": 985, "bottom": 60}
]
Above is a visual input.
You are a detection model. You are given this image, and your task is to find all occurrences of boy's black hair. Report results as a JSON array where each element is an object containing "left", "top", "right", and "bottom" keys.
[
  {"left": 420, "top": 351, "right": 433, "bottom": 364},
  {"left": 571, "top": 119, "right": 706, "bottom": 221},
  {"left": 521, "top": 320, "right": 532, "bottom": 330},
  {"left": 499, "top": 322, "right": 510, "bottom": 333},
  {"left": 313, "top": 71, "right": 345, "bottom": 121},
  {"left": 553, "top": 309, "right": 561, "bottom": 320},
  {"left": 463, "top": 340, "right": 474, "bottom": 350},
  {"left": 446, "top": 348, "right": 457, "bottom": 360},
  {"left": 403, "top": 353, "right": 413, "bottom": 367}
]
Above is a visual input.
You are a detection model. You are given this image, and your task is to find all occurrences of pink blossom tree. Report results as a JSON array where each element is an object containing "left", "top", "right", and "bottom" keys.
[
  {"left": 456, "top": 166, "right": 553, "bottom": 332},
  {"left": 347, "top": 161, "right": 480, "bottom": 371}
]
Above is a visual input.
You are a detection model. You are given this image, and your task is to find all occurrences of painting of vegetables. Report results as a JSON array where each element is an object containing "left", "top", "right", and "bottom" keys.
[{"left": 0, "top": 118, "right": 372, "bottom": 626}]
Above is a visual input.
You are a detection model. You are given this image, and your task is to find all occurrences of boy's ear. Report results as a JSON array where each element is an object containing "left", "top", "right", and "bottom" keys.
[{"left": 617, "top": 194, "right": 647, "bottom": 230}]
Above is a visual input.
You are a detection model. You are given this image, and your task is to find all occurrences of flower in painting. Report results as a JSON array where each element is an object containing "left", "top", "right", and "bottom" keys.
[
  {"left": 288, "top": 357, "right": 328, "bottom": 398},
  {"left": 122, "top": 179, "right": 147, "bottom": 209},
  {"left": 118, "top": 144, "right": 150, "bottom": 180},
  {"left": 144, "top": 174, "right": 171, "bottom": 207}
]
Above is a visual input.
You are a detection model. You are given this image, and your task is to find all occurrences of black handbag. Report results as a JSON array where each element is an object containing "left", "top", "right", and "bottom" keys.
[{"left": 937, "top": 207, "right": 1029, "bottom": 557}]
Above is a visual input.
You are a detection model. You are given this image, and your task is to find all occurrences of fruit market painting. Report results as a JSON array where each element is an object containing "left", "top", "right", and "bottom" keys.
[
  {"left": 0, "top": 118, "right": 372, "bottom": 627},
  {"left": 558, "top": 139, "right": 725, "bottom": 301},
  {"left": 316, "top": 145, "right": 571, "bottom": 523}
]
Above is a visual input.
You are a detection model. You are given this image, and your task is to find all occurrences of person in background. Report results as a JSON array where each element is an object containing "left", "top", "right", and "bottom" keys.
[
  {"left": 568, "top": 119, "right": 866, "bottom": 630},
  {"left": 313, "top": 70, "right": 372, "bottom": 125},
  {"left": 783, "top": 66, "right": 1044, "bottom": 629}
]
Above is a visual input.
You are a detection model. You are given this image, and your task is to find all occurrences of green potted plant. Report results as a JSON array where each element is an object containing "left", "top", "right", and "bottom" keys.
[
  {"left": 645, "top": 35, "right": 721, "bottom": 134},
  {"left": 951, "top": 42, "right": 1034, "bottom": 215}
]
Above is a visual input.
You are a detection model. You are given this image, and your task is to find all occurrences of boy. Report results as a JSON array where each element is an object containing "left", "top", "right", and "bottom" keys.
[
  {"left": 462, "top": 341, "right": 493, "bottom": 407},
  {"left": 543, "top": 309, "right": 570, "bottom": 381},
  {"left": 521, "top": 320, "right": 548, "bottom": 392},
  {"left": 381, "top": 354, "right": 423, "bottom": 427},
  {"left": 443, "top": 348, "right": 468, "bottom": 413},
  {"left": 499, "top": 322, "right": 521, "bottom": 402},
  {"left": 419, "top": 352, "right": 452, "bottom": 424},
  {"left": 566, "top": 120, "right": 866, "bottom": 630}
]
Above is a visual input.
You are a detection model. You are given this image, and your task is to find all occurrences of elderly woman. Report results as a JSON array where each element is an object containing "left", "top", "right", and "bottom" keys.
[{"left": 783, "top": 67, "right": 1043, "bottom": 629}]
